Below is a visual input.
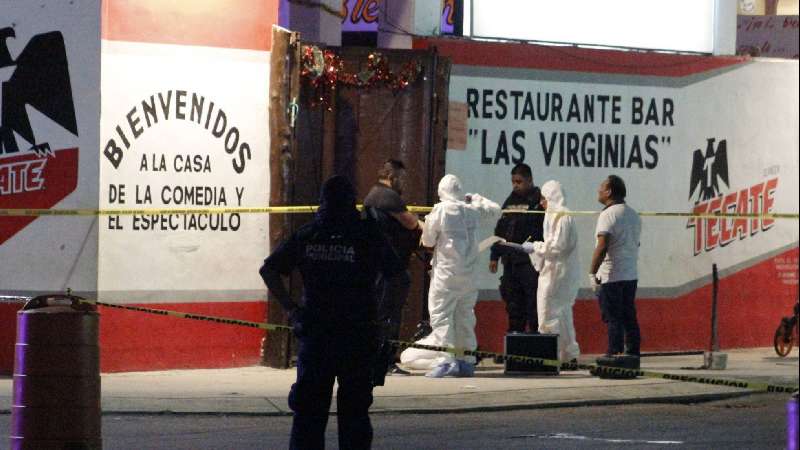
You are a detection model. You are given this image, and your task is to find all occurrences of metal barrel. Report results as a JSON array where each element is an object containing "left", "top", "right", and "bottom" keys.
[{"left": 10, "top": 294, "right": 101, "bottom": 449}]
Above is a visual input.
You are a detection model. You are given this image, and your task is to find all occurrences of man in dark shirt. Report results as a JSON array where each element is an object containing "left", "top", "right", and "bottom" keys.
[
  {"left": 490, "top": 163, "right": 545, "bottom": 333},
  {"left": 260, "top": 175, "right": 403, "bottom": 450},
  {"left": 363, "top": 159, "right": 421, "bottom": 378}
]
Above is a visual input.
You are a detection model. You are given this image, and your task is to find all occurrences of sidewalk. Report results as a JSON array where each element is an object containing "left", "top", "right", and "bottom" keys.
[{"left": 0, "top": 348, "right": 797, "bottom": 416}]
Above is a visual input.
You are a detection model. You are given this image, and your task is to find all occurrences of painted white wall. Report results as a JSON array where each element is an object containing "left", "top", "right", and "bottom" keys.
[
  {"left": 281, "top": 0, "right": 341, "bottom": 46},
  {"left": 445, "top": 59, "right": 799, "bottom": 295},
  {"left": 378, "top": 0, "right": 442, "bottom": 49},
  {"left": 715, "top": 0, "right": 739, "bottom": 55},
  {"left": 98, "top": 41, "right": 270, "bottom": 303},
  {"left": 0, "top": 0, "right": 100, "bottom": 296}
]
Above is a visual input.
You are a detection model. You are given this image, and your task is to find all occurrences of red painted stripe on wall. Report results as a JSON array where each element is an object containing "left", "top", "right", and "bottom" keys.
[
  {"left": 101, "top": 0, "right": 278, "bottom": 51},
  {"left": 7, "top": 250, "right": 792, "bottom": 373},
  {"left": 99, "top": 301, "right": 266, "bottom": 372},
  {"left": 414, "top": 38, "right": 747, "bottom": 77},
  {"left": 476, "top": 247, "right": 798, "bottom": 356},
  {"left": 0, "top": 302, "right": 25, "bottom": 375}
]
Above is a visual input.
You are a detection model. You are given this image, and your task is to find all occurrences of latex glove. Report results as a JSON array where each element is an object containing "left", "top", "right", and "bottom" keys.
[
  {"left": 588, "top": 274, "right": 601, "bottom": 294},
  {"left": 521, "top": 242, "right": 535, "bottom": 254}
]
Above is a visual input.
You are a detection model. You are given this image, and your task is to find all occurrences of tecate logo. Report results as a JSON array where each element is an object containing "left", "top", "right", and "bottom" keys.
[
  {"left": 686, "top": 137, "right": 778, "bottom": 256},
  {"left": 0, "top": 157, "right": 47, "bottom": 194}
]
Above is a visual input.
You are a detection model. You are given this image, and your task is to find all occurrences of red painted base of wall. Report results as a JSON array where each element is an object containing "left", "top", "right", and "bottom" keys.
[
  {"left": 4, "top": 249, "right": 794, "bottom": 373},
  {"left": 0, "top": 301, "right": 26, "bottom": 375},
  {"left": 477, "top": 248, "right": 798, "bottom": 356},
  {"left": 98, "top": 301, "right": 266, "bottom": 372}
]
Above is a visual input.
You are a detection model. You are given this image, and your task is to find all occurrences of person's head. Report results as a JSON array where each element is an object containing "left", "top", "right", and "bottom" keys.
[
  {"left": 317, "top": 175, "right": 358, "bottom": 225},
  {"left": 510, "top": 163, "right": 533, "bottom": 196},
  {"left": 437, "top": 174, "right": 463, "bottom": 202},
  {"left": 378, "top": 159, "right": 407, "bottom": 195},
  {"left": 540, "top": 180, "right": 566, "bottom": 211},
  {"left": 598, "top": 175, "right": 626, "bottom": 205}
]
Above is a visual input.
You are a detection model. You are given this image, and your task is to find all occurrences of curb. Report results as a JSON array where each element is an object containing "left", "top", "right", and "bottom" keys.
[{"left": 0, "top": 389, "right": 760, "bottom": 417}]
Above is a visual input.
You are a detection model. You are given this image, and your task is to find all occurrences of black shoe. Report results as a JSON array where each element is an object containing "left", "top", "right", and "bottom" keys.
[
  {"left": 561, "top": 359, "right": 579, "bottom": 371},
  {"left": 412, "top": 321, "right": 432, "bottom": 341},
  {"left": 387, "top": 364, "right": 411, "bottom": 376}
]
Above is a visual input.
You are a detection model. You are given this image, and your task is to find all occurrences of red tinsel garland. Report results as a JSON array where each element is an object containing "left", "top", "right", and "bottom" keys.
[{"left": 301, "top": 45, "right": 423, "bottom": 110}]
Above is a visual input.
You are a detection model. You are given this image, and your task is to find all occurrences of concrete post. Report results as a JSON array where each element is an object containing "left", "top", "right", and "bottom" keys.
[
  {"left": 282, "top": 0, "right": 341, "bottom": 46},
  {"left": 713, "top": 0, "right": 737, "bottom": 55},
  {"left": 378, "top": 0, "right": 442, "bottom": 49},
  {"left": 704, "top": 264, "right": 728, "bottom": 369}
]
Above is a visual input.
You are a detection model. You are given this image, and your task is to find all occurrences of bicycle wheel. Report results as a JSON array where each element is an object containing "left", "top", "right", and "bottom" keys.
[{"left": 774, "top": 325, "right": 794, "bottom": 357}]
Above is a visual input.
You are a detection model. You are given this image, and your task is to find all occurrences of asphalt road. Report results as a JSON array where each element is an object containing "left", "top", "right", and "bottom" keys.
[{"left": 2, "top": 393, "right": 794, "bottom": 449}]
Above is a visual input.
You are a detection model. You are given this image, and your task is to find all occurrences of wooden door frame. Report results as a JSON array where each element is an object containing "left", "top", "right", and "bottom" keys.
[{"left": 263, "top": 34, "right": 450, "bottom": 368}]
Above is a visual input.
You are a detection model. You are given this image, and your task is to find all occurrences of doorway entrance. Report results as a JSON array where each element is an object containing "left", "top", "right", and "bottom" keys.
[{"left": 264, "top": 28, "right": 450, "bottom": 367}]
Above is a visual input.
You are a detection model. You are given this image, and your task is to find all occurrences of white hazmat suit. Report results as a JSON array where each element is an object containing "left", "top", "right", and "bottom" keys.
[
  {"left": 400, "top": 174, "right": 501, "bottom": 375},
  {"left": 527, "top": 180, "right": 581, "bottom": 362}
]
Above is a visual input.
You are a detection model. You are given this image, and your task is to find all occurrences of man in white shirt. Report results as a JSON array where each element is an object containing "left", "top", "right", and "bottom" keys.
[{"left": 588, "top": 175, "right": 642, "bottom": 357}]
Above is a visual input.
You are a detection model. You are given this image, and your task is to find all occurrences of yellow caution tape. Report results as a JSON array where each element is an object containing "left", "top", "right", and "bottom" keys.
[
  {"left": 0, "top": 206, "right": 319, "bottom": 217},
  {"left": 1, "top": 206, "right": 797, "bottom": 220},
  {"left": 79, "top": 298, "right": 799, "bottom": 394},
  {"left": 392, "top": 342, "right": 796, "bottom": 393},
  {"left": 425, "top": 208, "right": 799, "bottom": 220},
  {"left": 78, "top": 298, "right": 292, "bottom": 332}
]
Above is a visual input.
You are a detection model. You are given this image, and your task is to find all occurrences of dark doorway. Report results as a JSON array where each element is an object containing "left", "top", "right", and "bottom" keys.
[{"left": 264, "top": 34, "right": 450, "bottom": 368}]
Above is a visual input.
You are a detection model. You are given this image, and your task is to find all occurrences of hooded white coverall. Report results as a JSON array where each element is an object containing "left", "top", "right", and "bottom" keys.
[
  {"left": 400, "top": 174, "right": 501, "bottom": 369},
  {"left": 530, "top": 180, "right": 581, "bottom": 362}
]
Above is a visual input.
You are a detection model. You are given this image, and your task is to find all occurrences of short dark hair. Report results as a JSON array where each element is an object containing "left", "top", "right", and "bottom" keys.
[
  {"left": 606, "top": 175, "right": 627, "bottom": 200},
  {"left": 510, "top": 163, "right": 532, "bottom": 179},
  {"left": 378, "top": 159, "right": 405, "bottom": 180}
]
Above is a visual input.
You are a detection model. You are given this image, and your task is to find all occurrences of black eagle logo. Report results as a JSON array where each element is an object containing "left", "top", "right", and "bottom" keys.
[
  {"left": 689, "top": 138, "right": 729, "bottom": 203},
  {"left": 0, "top": 27, "right": 78, "bottom": 157}
]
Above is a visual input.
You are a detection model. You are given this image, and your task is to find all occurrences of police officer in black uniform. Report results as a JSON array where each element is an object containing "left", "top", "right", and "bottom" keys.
[
  {"left": 260, "top": 176, "right": 403, "bottom": 450},
  {"left": 490, "top": 163, "right": 545, "bottom": 333}
]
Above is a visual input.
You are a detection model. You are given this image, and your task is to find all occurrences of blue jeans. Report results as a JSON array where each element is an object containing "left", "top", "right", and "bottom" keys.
[
  {"left": 598, "top": 280, "right": 640, "bottom": 356},
  {"left": 289, "top": 327, "right": 377, "bottom": 450}
]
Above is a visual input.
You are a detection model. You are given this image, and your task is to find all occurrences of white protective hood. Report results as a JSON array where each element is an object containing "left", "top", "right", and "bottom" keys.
[
  {"left": 437, "top": 174, "right": 464, "bottom": 202},
  {"left": 401, "top": 174, "right": 501, "bottom": 370},
  {"left": 532, "top": 180, "right": 581, "bottom": 361},
  {"left": 532, "top": 180, "right": 581, "bottom": 305}
]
